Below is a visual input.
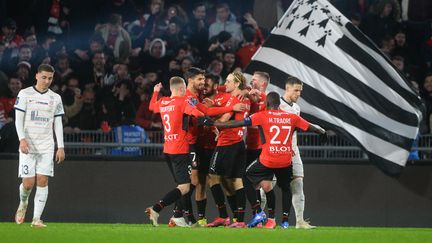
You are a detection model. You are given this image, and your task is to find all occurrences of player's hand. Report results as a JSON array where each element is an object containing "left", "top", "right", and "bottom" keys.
[
  {"left": 153, "top": 82, "right": 162, "bottom": 92},
  {"left": 319, "top": 132, "right": 329, "bottom": 144},
  {"left": 19, "top": 139, "right": 29, "bottom": 154},
  {"left": 202, "top": 98, "right": 214, "bottom": 107},
  {"left": 232, "top": 103, "right": 246, "bottom": 112},
  {"left": 56, "top": 148, "right": 65, "bottom": 164},
  {"left": 197, "top": 116, "right": 214, "bottom": 126}
]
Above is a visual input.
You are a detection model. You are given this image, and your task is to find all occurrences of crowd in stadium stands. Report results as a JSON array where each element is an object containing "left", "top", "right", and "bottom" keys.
[{"left": 0, "top": 0, "right": 431, "bottom": 152}]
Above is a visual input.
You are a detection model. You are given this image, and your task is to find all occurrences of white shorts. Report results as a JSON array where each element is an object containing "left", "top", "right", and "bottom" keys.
[
  {"left": 292, "top": 153, "right": 304, "bottom": 177},
  {"left": 18, "top": 152, "right": 54, "bottom": 178}
]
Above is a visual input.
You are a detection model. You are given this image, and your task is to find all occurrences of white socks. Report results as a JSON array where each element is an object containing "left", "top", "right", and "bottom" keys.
[
  {"left": 33, "top": 186, "right": 48, "bottom": 220},
  {"left": 19, "top": 183, "right": 32, "bottom": 204},
  {"left": 291, "top": 178, "right": 305, "bottom": 223}
]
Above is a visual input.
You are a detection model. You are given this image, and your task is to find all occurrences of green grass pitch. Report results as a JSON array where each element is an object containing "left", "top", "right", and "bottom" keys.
[{"left": 1, "top": 223, "right": 431, "bottom": 243}]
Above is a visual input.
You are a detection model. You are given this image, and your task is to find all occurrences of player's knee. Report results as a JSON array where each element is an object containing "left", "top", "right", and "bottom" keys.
[
  {"left": 290, "top": 177, "right": 303, "bottom": 193},
  {"left": 260, "top": 181, "right": 273, "bottom": 192},
  {"left": 36, "top": 175, "right": 49, "bottom": 187},
  {"left": 208, "top": 174, "right": 220, "bottom": 186},
  {"left": 22, "top": 180, "right": 35, "bottom": 190},
  {"left": 177, "top": 183, "right": 190, "bottom": 195}
]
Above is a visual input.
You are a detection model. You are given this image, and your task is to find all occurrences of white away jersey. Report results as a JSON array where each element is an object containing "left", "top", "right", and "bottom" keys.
[
  {"left": 14, "top": 87, "right": 64, "bottom": 153},
  {"left": 279, "top": 97, "right": 301, "bottom": 151}
]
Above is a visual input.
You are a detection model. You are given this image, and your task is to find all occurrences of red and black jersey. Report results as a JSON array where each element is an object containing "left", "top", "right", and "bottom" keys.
[
  {"left": 247, "top": 109, "right": 309, "bottom": 168},
  {"left": 151, "top": 94, "right": 203, "bottom": 154},
  {"left": 246, "top": 92, "right": 267, "bottom": 150},
  {"left": 186, "top": 89, "right": 234, "bottom": 145},
  {"left": 217, "top": 95, "right": 251, "bottom": 147}
]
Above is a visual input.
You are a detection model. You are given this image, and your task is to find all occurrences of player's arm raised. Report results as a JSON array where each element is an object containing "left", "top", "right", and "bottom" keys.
[{"left": 148, "top": 83, "right": 162, "bottom": 112}]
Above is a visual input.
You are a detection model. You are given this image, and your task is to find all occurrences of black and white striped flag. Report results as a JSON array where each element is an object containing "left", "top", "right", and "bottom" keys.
[{"left": 245, "top": 0, "right": 423, "bottom": 176}]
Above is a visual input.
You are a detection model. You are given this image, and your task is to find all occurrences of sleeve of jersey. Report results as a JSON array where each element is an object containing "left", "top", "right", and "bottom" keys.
[
  {"left": 14, "top": 91, "right": 26, "bottom": 112},
  {"left": 54, "top": 97, "right": 65, "bottom": 117},
  {"left": 54, "top": 116, "right": 64, "bottom": 148},
  {"left": 15, "top": 110, "right": 25, "bottom": 140},
  {"left": 247, "top": 112, "right": 263, "bottom": 126},
  {"left": 202, "top": 104, "right": 232, "bottom": 116},
  {"left": 185, "top": 101, "right": 204, "bottom": 117},
  {"left": 295, "top": 115, "right": 310, "bottom": 131},
  {"left": 148, "top": 91, "right": 159, "bottom": 112}
]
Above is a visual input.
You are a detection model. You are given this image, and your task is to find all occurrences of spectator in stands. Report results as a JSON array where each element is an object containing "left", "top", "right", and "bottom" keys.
[
  {"left": 0, "top": 18, "right": 24, "bottom": 48},
  {"left": 209, "top": 3, "right": 243, "bottom": 48},
  {"left": 162, "top": 16, "right": 187, "bottom": 53},
  {"left": 127, "top": 0, "right": 163, "bottom": 48},
  {"left": 134, "top": 75, "right": 162, "bottom": 130},
  {"left": 180, "top": 56, "right": 194, "bottom": 76},
  {"left": 235, "top": 13, "right": 264, "bottom": 69},
  {"left": 105, "top": 62, "right": 130, "bottom": 87},
  {"left": 207, "top": 58, "right": 223, "bottom": 84},
  {"left": 65, "top": 88, "right": 99, "bottom": 131},
  {"left": 16, "top": 61, "right": 32, "bottom": 88},
  {"left": 221, "top": 51, "right": 237, "bottom": 78},
  {"left": 97, "top": 79, "right": 138, "bottom": 127},
  {"left": 155, "top": 4, "right": 188, "bottom": 38},
  {"left": 360, "top": 0, "right": 401, "bottom": 45},
  {"left": 100, "top": 0, "right": 137, "bottom": 25},
  {"left": 72, "top": 35, "right": 98, "bottom": 66},
  {"left": 55, "top": 53, "right": 73, "bottom": 79},
  {"left": 184, "top": 2, "right": 209, "bottom": 55},
  {"left": 208, "top": 31, "right": 234, "bottom": 60},
  {"left": 379, "top": 35, "right": 395, "bottom": 57},
  {"left": 2, "top": 44, "right": 33, "bottom": 76},
  {"left": 95, "top": 13, "right": 131, "bottom": 63},
  {"left": 80, "top": 51, "right": 110, "bottom": 90},
  {"left": 0, "top": 75, "right": 22, "bottom": 124},
  {"left": 420, "top": 73, "right": 432, "bottom": 133},
  {"left": 0, "top": 41, "right": 5, "bottom": 65},
  {"left": 139, "top": 38, "right": 169, "bottom": 75}
]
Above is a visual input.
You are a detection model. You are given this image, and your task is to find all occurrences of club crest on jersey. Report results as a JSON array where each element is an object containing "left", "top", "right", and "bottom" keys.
[
  {"left": 188, "top": 97, "right": 198, "bottom": 107},
  {"left": 15, "top": 97, "right": 19, "bottom": 105}
]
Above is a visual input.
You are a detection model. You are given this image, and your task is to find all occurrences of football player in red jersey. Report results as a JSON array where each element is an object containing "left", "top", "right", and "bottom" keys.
[
  {"left": 202, "top": 91, "right": 326, "bottom": 228},
  {"left": 206, "top": 71, "right": 251, "bottom": 228},
  {"left": 183, "top": 67, "right": 245, "bottom": 226},
  {"left": 244, "top": 71, "right": 270, "bottom": 215},
  {"left": 146, "top": 77, "right": 204, "bottom": 227}
]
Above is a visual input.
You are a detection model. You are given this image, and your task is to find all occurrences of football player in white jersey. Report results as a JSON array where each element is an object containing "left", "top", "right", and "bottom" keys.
[
  {"left": 14, "top": 64, "right": 65, "bottom": 228},
  {"left": 279, "top": 76, "right": 316, "bottom": 229}
]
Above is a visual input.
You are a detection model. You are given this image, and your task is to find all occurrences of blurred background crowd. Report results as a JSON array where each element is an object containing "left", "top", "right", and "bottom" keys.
[{"left": 0, "top": 0, "right": 431, "bottom": 152}]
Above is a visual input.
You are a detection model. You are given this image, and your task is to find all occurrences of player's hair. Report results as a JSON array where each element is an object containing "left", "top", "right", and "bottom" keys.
[
  {"left": 170, "top": 76, "right": 186, "bottom": 89},
  {"left": 205, "top": 74, "right": 219, "bottom": 84},
  {"left": 184, "top": 67, "right": 205, "bottom": 80},
  {"left": 216, "top": 3, "right": 230, "bottom": 11},
  {"left": 254, "top": 71, "right": 270, "bottom": 84},
  {"left": 230, "top": 71, "right": 246, "bottom": 90},
  {"left": 285, "top": 76, "right": 302, "bottom": 86},
  {"left": 37, "top": 64, "right": 55, "bottom": 73},
  {"left": 266, "top": 92, "right": 281, "bottom": 108}
]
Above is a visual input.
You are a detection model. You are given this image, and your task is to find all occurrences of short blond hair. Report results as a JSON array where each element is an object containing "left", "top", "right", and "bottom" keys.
[{"left": 170, "top": 76, "right": 186, "bottom": 90}]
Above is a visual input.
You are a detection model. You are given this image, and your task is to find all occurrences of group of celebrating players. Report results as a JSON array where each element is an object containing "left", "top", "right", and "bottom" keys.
[{"left": 146, "top": 67, "right": 327, "bottom": 229}]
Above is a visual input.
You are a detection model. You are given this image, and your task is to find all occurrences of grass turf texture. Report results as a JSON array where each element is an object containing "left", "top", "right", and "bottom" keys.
[{"left": 1, "top": 223, "right": 431, "bottom": 243}]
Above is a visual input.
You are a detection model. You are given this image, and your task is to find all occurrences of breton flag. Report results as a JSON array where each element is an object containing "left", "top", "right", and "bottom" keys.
[{"left": 245, "top": 0, "right": 423, "bottom": 176}]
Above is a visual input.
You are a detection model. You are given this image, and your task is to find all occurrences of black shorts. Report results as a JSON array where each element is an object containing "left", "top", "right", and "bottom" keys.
[
  {"left": 246, "top": 149, "right": 262, "bottom": 166},
  {"left": 246, "top": 159, "right": 293, "bottom": 191},
  {"left": 209, "top": 141, "right": 246, "bottom": 178},
  {"left": 164, "top": 153, "right": 191, "bottom": 184},
  {"left": 194, "top": 145, "right": 214, "bottom": 174}
]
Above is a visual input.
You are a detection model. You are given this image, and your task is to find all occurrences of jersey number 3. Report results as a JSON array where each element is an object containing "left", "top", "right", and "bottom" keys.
[{"left": 163, "top": 114, "right": 171, "bottom": 132}]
